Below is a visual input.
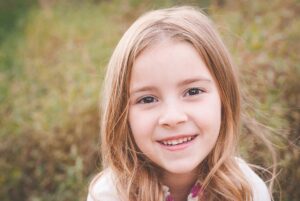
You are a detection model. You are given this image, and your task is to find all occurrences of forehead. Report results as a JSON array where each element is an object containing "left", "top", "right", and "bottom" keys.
[
  {"left": 130, "top": 40, "right": 214, "bottom": 90},
  {"left": 129, "top": 41, "right": 215, "bottom": 94}
]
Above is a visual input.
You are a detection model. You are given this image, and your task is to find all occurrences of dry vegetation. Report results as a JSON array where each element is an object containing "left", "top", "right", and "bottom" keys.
[{"left": 0, "top": 0, "right": 299, "bottom": 200}]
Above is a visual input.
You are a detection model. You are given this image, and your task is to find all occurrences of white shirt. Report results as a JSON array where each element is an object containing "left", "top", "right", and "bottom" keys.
[{"left": 87, "top": 158, "right": 271, "bottom": 201}]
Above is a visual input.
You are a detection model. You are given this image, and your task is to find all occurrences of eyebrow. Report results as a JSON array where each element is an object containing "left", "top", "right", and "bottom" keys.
[
  {"left": 177, "top": 77, "right": 211, "bottom": 87},
  {"left": 130, "top": 86, "right": 156, "bottom": 96},
  {"left": 130, "top": 77, "right": 212, "bottom": 96}
]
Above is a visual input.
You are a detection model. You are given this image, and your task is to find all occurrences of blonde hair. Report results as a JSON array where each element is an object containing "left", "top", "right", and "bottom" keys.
[{"left": 100, "top": 6, "right": 254, "bottom": 201}]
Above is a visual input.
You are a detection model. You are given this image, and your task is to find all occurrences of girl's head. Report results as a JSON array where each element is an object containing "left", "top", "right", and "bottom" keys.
[
  {"left": 102, "top": 5, "right": 239, "bottom": 171},
  {"left": 101, "top": 6, "right": 248, "bottom": 200}
]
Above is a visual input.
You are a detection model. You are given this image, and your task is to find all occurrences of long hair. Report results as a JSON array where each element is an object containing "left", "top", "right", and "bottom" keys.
[{"left": 100, "top": 6, "right": 253, "bottom": 201}]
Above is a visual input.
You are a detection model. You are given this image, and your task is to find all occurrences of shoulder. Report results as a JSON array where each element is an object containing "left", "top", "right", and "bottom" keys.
[
  {"left": 87, "top": 168, "right": 121, "bottom": 201},
  {"left": 236, "top": 157, "right": 271, "bottom": 201}
]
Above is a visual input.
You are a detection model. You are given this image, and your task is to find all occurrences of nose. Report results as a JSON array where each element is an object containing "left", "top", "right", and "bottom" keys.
[{"left": 158, "top": 103, "right": 188, "bottom": 128}]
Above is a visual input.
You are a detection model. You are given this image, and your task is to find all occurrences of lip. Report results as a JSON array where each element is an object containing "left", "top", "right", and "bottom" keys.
[
  {"left": 157, "top": 134, "right": 197, "bottom": 141},
  {"left": 156, "top": 134, "right": 198, "bottom": 151}
]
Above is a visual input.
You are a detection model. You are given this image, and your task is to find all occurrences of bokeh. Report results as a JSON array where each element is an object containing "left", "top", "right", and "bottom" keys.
[{"left": 0, "top": 0, "right": 299, "bottom": 200}]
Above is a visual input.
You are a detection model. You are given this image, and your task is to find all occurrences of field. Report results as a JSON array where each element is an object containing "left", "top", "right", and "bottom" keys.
[{"left": 0, "top": 0, "right": 299, "bottom": 200}]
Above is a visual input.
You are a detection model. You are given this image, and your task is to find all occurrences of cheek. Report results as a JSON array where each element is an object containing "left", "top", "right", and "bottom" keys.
[
  {"left": 128, "top": 108, "right": 156, "bottom": 140},
  {"left": 192, "top": 96, "right": 222, "bottom": 137},
  {"left": 210, "top": 101, "right": 222, "bottom": 131},
  {"left": 128, "top": 111, "right": 139, "bottom": 140}
]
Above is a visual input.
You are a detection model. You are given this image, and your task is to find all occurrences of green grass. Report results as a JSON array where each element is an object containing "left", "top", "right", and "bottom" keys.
[{"left": 0, "top": 0, "right": 299, "bottom": 200}]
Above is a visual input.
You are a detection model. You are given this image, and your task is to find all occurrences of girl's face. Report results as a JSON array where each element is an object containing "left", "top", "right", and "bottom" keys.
[{"left": 128, "top": 40, "right": 221, "bottom": 176}]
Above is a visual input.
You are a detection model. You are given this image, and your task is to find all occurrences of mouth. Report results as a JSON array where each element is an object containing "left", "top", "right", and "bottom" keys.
[{"left": 157, "top": 134, "right": 198, "bottom": 147}]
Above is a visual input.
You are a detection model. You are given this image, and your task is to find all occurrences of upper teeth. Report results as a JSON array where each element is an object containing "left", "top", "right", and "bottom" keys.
[{"left": 161, "top": 136, "right": 193, "bottom": 146}]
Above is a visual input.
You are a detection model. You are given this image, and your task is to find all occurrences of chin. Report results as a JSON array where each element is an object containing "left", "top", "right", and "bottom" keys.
[{"left": 163, "top": 164, "right": 199, "bottom": 175}]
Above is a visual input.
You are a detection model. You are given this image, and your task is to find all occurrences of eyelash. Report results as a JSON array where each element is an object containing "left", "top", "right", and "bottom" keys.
[
  {"left": 137, "top": 96, "right": 158, "bottom": 104},
  {"left": 136, "top": 88, "right": 205, "bottom": 104},
  {"left": 184, "top": 87, "right": 204, "bottom": 97}
]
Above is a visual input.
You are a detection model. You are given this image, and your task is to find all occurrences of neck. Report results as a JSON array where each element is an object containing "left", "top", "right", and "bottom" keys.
[{"left": 162, "top": 170, "right": 198, "bottom": 201}]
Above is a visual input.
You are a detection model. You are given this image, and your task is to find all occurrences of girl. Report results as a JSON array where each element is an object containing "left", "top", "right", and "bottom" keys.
[{"left": 87, "top": 6, "right": 271, "bottom": 201}]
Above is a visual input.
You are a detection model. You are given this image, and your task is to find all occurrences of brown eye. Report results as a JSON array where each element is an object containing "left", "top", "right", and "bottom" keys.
[
  {"left": 185, "top": 88, "right": 203, "bottom": 96},
  {"left": 137, "top": 96, "right": 157, "bottom": 104}
]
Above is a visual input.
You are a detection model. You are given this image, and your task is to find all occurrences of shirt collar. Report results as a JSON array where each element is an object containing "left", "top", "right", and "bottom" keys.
[{"left": 162, "top": 181, "right": 203, "bottom": 201}]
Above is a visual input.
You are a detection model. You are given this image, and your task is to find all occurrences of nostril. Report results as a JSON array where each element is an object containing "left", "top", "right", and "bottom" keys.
[{"left": 158, "top": 111, "right": 188, "bottom": 127}]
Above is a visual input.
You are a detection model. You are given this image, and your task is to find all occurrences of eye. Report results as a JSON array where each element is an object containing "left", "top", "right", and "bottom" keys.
[
  {"left": 185, "top": 88, "right": 204, "bottom": 96},
  {"left": 137, "top": 96, "right": 158, "bottom": 104}
]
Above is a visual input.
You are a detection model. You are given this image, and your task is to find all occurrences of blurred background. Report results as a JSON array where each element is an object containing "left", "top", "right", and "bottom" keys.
[{"left": 0, "top": 0, "right": 299, "bottom": 200}]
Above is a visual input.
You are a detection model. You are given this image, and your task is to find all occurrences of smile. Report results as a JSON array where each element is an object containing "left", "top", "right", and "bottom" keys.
[{"left": 158, "top": 135, "right": 197, "bottom": 146}]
